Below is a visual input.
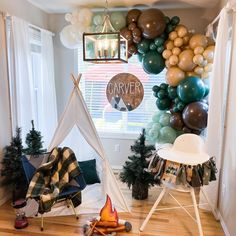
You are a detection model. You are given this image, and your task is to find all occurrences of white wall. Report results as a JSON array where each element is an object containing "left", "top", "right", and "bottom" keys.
[
  {"left": 48, "top": 7, "right": 219, "bottom": 169},
  {"left": 0, "top": 0, "right": 48, "bottom": 28}
]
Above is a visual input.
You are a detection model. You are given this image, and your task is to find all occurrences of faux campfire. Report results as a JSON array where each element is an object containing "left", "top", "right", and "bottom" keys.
[{"left": 83, "top": 195, "right": 132, "bottom": 236}]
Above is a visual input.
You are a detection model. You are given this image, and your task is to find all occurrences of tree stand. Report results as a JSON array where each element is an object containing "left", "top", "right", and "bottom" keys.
[
  {"left": 139, "top": 184, "right": 212, "bottom": 236},
  {"left": 132, "top": 182, "right": 148, "bottom": 200}
]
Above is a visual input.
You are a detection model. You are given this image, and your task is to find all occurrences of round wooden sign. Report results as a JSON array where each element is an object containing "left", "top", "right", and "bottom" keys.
[{"left": 106, "top": 73, "right": 144, "bottom": 112}]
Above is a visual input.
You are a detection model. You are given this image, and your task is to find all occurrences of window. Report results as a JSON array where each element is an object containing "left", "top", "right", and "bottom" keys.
[
  {"left": 29, "top": 27, "right": 42, "bottom": 128},
  {"left": 77, "top": 46, "right": 166, "bottom": 136}
]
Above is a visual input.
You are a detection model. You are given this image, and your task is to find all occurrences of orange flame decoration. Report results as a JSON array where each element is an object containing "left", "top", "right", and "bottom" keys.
[{"left": 100, "top": 195, "right": 119, "bottom": 223}]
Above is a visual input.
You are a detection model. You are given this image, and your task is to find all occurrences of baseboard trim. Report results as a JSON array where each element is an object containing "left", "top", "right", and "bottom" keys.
[{"left": 218, "top": 212, "right": 230, "bottom": 236}]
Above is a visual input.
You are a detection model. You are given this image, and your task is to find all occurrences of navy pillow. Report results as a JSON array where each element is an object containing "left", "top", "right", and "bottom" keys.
[{"left": 78, "top": 159, "right": 100, "bottom": 185}]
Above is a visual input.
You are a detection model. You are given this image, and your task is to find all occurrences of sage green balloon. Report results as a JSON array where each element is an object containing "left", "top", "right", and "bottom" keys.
[
  {"left": 152, "top": 111, "right": 165, "bottom": 122},
  {"left": 148, "top": 128, "right": 159, "bottom": 139},
  {"left": 152, "top": 123, "right": 162, "bottom": 132},
  {"left": 159, "top": 113, "right": 171, "bottom": 126},
  {"left": 93, "top": 14, "right": 103, "bottom": 26},
  {"left": 158, "top": 126, "right": 177, "bottom": 144},
  {"left": 110, "top": 12, "right": 126, "bottom": 30}
]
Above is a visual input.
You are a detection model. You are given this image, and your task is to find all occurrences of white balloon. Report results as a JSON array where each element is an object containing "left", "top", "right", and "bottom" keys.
[
  {"left": 78, "top": 8, "right": 93, "bottom": 27},
  {"left": 72, "top": 8, "right": 80, "bottom": 17},
  {"left": 60, "top": 25, "right": 80, "bottom": 49},
  {"left": 65, "top": 13, "right": 72, "bottom": 22}
]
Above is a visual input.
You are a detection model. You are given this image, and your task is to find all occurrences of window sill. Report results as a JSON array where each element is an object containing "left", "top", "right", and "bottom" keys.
[{"left": 98, "top": 132, "right": 139, "bottom": 140}]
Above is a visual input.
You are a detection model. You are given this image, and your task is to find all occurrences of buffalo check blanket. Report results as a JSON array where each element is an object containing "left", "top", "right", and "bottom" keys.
[{"left": 26, "top": 147, "right": 82, "bottom": 214}]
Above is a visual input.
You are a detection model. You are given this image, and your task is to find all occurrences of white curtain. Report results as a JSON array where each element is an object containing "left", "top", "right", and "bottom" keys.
[
  {"left": 10, "top": 16, "right": 35, "bottom": 140},
  {"left": 201, "top": 2, "right": 236, "bottom": 220},
  {"left": 9, "top": 16, "right": 57, "bottom": 147},
  {"left": 38, "top": 30, "right": 58, "bottom": 146},
  {"left": 0, "top": 13, "right": 11, "bottom": 204}
]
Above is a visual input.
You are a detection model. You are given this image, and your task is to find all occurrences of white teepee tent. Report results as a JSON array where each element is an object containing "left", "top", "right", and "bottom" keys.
[{"left": 44, "top": 74, "right": 130, "bottom": 216}]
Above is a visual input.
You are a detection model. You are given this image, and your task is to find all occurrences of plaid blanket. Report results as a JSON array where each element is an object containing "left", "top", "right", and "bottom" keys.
[{"left": 26, "top": 147, "right": 82, "bottom": 214}]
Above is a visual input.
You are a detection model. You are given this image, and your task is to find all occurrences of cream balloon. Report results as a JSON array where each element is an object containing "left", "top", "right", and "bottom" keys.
[
  {"left": 178, "top": 49, "right": 196, "bottom": 72},
  {"left": 189, "top": 34, "right": 208, "bottom": 49},
  {"left": 194, "top": 66, "right": 204, "bottom": 75},
  {"left": 175, "top": 25, "right": 188, "bottom": 38},
  {"left": 165, "top": 60, "right": 171, "bottom": 68},
  {"left": 202, "top": 60, "right": 208, "bottom": 67},
  {"left": 193, "top": 54, "right": 204, "bottom": 66},
  {"left": 194, "top": 46, "right": 204, "bottom": 55},
  {"left": 78, "top": 8, "right": 93, "bottom": 27},
  {"left": 165, "top": 40, "right": 174, "bottom": 50},
  {"left": 201, "top": 72, "right": 209, "bottom": 79},
  {"left": 174, "top": 37, "right": 184, "bottom": 47},
  {"left": 203, "top": 45, "right": 215, "bottom": 63},
  {"left": 186, "top": 72, "right": 198, "bottom": 77},
  {"left": 162, "top": 49, "right": 172, "bottom": 59},
  {"left": 60, "top": 25, "right": 80, "bottom": 49},
  {"left": 172, "top": 47, "right": 181, "bottom": 56},
  {"left": 65, "top": 13, "right": 72, "bottom": 22},
  {"left": 204, "top": 63, "right": 213, "bottom": 72},
  {"left": 169, "top": 31, "right": 178, "bottom": 41},
  {"left": 169, "top": 55, "right": 179, "bottom": 66},
  {"left": 166, "top": 67, "right": 185, "bottom": 86}
]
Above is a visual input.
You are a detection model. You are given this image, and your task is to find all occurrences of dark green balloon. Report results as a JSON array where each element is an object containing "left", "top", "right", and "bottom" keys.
[
  {"left": 153, "top": 91, "right": 158, "bottom": 98},
  {"left": 165, "top": 24, "right": 174, "bottom": 33},
  {"left": 157, "top": 45, "right": 165, "bottom": 54},
  {"left": 137, "top": 52, "right": 144, "bottom": 62},
  {"left": 174, "top": 97, "right": 180, "bottom": 104},
  {"left": 170, "top": 16, "right": 180, "bottom": 26},
  {"left": 177, "top": 76, "right": 206, "bottom": 103},
  {"left": 173, "top": 106, "right": 179, "bottom": 113},
  {"left": 167, "top": 86, "right": 177, "bottom": 99},
  {"left": 142, "top": 51, "right": 165, "bottom": 74},
  {"left": 160, "top": 32, "right": 168, "bottom": 39},
  {"left": 137, "top": 39, "right": 150, "bottom": 54},
  {"left": 156, "top": 98, "right": 171, "bottom": 110},
  {"left": 154, "top": 37, "right": 165, "bottom": 47},
  {"left": 157, "top": 89, "right": 167, "bottom": 99},
  {"left": 149, "top": 42, "right": 157, "bottom": 50},
  {"left": 152, "top": 85, "right": 160, "bottom": 92},
  {"left": 160, "top": 83, "right": 168, "bottom": 90},
  {"left": 164, "top": 16, "right": 170, "bottom": 24},
  {"left": 177, "top": 101, "right": 185, "bottom": 111}
]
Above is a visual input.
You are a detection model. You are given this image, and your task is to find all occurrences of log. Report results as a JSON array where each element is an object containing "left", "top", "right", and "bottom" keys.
[{"left": 96, "top": 221, "right": 118, "bottom": 228}]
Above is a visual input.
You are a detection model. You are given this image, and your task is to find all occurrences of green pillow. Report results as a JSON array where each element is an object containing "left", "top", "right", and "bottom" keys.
[{"left": 78, "top": 159, "right": 100, "bottom": 185}]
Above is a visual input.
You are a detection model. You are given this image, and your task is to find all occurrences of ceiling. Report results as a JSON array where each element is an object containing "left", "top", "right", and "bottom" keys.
[{"left": 27, "top": 0, "right": 219, "bottom": 13}]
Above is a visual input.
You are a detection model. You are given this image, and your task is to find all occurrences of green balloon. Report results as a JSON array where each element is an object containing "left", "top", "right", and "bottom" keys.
[
  {"left": 160, "top": 83, "right": 168, "bottom": 90},
  {"left": 142, "top": 51, "right": 165, "bottom": 74},
  {"left": 204, "top": 84, "right": 210, "bottom": 97},
  {"left": 148, "top": 128, "right": 159, "bottom": 139},
  {"left": 154, "top": 37, "right": 165, "bottom": 47},
  {"left": 165, "top": 24, "right": 174, "bottom": 33},
  {"left": 156, "top": 98, "right": 171, "bottom": 110},
  {"left": 160, "top": 32, "right": 168, "bottom": 39},
  {"left": 110, "top": 12, "right": 126, "bottom": 30},
  {"left": 93, "top": 14, "right": 103, "bottom": 26},
  {"left": 159, "top": 113, "right": 171, "bottom": 126},
  {"left": 164, "top": 16, "right": 170, "bottom": 24},
  {"left": 137, "top": 52, "right": 144, "bottom": 62},
  {"left": 158, "top": 126, "right": 177, "bottom": 144},
  {"left": 149, "top": 42, "right": 157, "bottom": 50},
  {"left": 170, "top": 16, "right": 180, "bottom": 26},
  {"left": 167, "top": 86, "right": 177, "bottom": 99},
  {"left": 152, "top": 123, "right": 162, "bottom": 132},
  {"left": 137, "top": 39, "right": 150, "bottom": 54},
  {"left": 177, "top": 76, "right": 206, "bottom": 103},
  {"left": 157, "top": 89, "right": 167, "bottom": 99},
  {"left": 152, "top": 85, "right": 160, "bottom": 92},
  {"left": 157, "top": 45, "right": 165, "bottom": 54},
  {"left": 146, "top": 122, "right": 154, "bottom": 130},
  {"left": 177, "top": 101, "right": 185, "bottom": 111},
  {"left": 152, "top": 111, "right": 165, "bottom": 122}
]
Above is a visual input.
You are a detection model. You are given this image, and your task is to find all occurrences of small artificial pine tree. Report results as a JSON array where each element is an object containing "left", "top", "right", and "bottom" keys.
[
  {"left": 120, "top": 129, "right": 155, "bottom": 199},
  {"left": 24, "top": 120, "right": 46, "bottom": 155},
  {"left": 1, "top": 128, "right": 25, "bottom": 189}
]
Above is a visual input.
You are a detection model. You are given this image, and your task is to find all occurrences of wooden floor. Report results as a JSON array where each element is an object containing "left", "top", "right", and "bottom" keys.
[{"left": 0, "top": 182, "right": 225, "bottom": 236}]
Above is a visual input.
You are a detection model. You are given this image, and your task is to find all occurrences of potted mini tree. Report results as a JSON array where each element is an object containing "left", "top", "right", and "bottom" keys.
[
  {"left": 1, "top": 128, "right": 26, "bottom": 201},
  {"left": 23, "top": 120, "right": 46, "bottom": 156},
  {"left": 120, "top": 129, "right": 155, "bottom": 200}
]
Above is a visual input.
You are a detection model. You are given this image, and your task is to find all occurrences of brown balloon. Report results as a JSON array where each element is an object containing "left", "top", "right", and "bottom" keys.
[
  {"left": 170, "top": 113, "right": 184, "bottom": 131},
  {"left": 132, "top": 27, "right": 142, "bottom": 37},
  {"left": 182, "top": 101, "right": 208, "bottom": 131},
  {"left": 182, "top": 126, "right": 192, "bottom": 133},
  {"left": 133, "top": 36, "right": 142, "bottom": 44},
  {"left": 128, "top": 23, "right": 137, "bottom": 31},
  {"left": 137, "top": 8, "right": 166, "bottom": 39},
  {"left": 127, "top": 9, "right": 142, "bottom": 24},
  {"left": 120, "top": 28, "right": 133, "bottom": 40},
  {"left": 128, "top": 44, "right": 138, "bottom": 55}
]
